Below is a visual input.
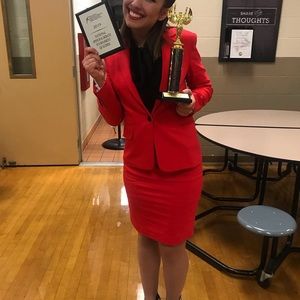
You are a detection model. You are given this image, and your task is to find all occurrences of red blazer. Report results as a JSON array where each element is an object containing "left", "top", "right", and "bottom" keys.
[{"left": 94, "top": 28, "right": 213, "bottom": 171}]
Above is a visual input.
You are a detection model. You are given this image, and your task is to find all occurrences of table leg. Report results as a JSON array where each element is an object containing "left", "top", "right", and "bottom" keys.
[
  {"left": 202, "top": 156, "right": 264, "bottom": 202},
  {"left": 253, "top": 163, "right": 300, "bottom": 285},
  {"left": 291, "top": 163, "right": 300, "bottom": 219}
]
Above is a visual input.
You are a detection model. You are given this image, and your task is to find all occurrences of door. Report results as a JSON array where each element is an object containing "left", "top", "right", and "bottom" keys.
[{"left": 0, "top": 0, "right": 80, "bottom": 165}]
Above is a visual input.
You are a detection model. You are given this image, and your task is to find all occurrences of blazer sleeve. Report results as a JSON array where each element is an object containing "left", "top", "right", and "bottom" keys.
[
  {"left": 93, "top": 69, "right": 124, "bottom": 126},
  {"left": 185, "top": 33, "right": 213, "bottom": 112}
]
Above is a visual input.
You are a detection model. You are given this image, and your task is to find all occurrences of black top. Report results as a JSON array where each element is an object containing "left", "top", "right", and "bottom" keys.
[{"left": 130, "top": 44, "right": 162, "bottom": 112}]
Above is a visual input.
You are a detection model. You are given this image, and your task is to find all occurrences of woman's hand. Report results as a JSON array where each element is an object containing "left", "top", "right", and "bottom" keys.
[
  {"left": 176, "top": 89, "right": 195, "bottom": 117},
  {"left": 82, "top": 47, "right": 106, "bottom": 87}
]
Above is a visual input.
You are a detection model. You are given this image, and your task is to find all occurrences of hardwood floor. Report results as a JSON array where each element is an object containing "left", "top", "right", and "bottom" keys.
[{"left": 0, "top": 165, "right": 299, "bottom": 299}]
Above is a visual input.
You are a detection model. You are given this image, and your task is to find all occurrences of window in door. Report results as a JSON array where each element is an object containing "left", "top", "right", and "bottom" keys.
[{"left": 1, "top": 0, "right": 36, "bottom": 78}]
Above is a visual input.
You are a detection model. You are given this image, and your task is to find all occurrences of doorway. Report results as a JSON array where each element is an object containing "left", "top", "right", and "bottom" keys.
[
  {"left": 73, "top": 0, "right": 124, "bottom": 165},
  {"left": 82, "top": 119, "right": 124, "bottom": 164}
]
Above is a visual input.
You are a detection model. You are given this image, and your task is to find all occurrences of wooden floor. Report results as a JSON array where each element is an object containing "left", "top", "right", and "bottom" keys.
[{"left": 0, "top": 165, "right": 299, "bottom": 299}]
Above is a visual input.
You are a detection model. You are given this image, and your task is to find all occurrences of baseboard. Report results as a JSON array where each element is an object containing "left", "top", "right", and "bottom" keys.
[{"left": 82, "top": 116, "right": 101, "bottom": 150}]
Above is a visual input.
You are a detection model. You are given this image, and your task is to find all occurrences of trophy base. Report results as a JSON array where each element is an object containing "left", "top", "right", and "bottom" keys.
[{"left": 161, "top": 92, "right": 192, "bottom": 104}]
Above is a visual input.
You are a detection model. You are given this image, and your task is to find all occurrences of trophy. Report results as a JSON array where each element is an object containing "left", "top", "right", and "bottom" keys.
[{"left": 162, "top": 6, "right": 193, "bottom": 104}]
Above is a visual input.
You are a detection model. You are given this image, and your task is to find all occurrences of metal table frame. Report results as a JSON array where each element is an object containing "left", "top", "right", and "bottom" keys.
[{"left": 188, "top": 112, "right": 300, "bottom": 287}]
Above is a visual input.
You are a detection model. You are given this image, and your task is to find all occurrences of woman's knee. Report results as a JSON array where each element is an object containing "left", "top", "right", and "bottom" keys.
[
  {"left": 138, "top": 234, "right": 159, "bottom": 248},
  {"left": 158, "top": 241, "right": 186, "bottom": 260}
]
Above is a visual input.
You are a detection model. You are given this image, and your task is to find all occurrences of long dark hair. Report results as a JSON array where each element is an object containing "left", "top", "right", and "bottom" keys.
[{"left": 120, "top": 0, "right": 176, "bottom": 60}]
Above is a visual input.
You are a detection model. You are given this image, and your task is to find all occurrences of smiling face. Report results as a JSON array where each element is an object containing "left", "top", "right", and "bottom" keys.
[{"left": 123, "top": 0, "right": 168, "bottom": 40}]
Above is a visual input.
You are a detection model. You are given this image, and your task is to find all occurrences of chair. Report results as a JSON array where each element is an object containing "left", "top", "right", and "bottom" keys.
[{"left": 237, "top": 205, "right": 297, "bottom": 287}]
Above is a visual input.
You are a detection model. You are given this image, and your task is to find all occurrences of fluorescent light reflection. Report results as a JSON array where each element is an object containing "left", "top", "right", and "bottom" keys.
[
  {"left": 136, "top": 283, "right": 144, "bottom": 300},
  {"left": 121, "top": 186, "right": 128, "bottom": 206},
  {"left": 91, "top": 188, "right": 110, "bottom": 208},
  {"left": 92, "top": 194, "right": 101, "bottom": 206}
]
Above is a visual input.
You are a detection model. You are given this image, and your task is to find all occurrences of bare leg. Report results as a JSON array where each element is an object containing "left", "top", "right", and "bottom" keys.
[
  {"left": 138, "top": 234, "right": 161, "bottom": 300},
  {"left": 159, "top": 242, "right": 188, "bottom": 300}
]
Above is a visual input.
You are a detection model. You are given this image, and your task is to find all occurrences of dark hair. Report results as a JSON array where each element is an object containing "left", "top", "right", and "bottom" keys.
[
  {"left": 165, "top": 0, "right": 176, "bottom": 8},
  {"left": 120, "top": 0, "right": 176, "bottom": 60}
]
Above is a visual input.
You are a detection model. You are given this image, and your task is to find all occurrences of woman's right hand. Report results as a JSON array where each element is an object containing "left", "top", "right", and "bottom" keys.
[{"left": 82, "top": 47, "right": 106, "bottom": 87}]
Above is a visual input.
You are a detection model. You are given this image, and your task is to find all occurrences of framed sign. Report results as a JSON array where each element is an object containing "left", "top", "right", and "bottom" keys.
[
  {"left": 75, "top": 0, "right": 124, "bottom": 58},
  {"left": 229, "top": 29, "right": 253, "bottom": 59},
  {"left": 219, "top": 0, "right": 282, "bottom": 62}
]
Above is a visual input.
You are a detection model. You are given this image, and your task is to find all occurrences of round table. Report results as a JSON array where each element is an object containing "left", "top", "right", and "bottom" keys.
[
  {"left": 187, "top": 109, "right": 300, "bottom": 284},
  {"left": 196, "top": 109, "right": 300, "bottom": 128}
]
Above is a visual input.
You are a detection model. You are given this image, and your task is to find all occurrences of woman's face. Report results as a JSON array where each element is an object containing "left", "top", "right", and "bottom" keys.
[{"left": 123, "top": 0, "right": 168, "bottom": 35}]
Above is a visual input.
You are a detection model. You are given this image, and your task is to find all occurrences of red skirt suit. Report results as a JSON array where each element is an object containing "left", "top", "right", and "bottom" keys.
[{"left": 94, "top": 28, "right": 213, "bottom": 245}]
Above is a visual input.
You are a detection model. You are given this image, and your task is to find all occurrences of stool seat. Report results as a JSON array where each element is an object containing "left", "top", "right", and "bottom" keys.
[{"left": 237, "top": 205, "right": 297, "bottom": 237}]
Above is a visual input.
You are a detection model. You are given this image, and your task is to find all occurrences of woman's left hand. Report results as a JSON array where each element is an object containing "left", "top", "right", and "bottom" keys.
[{"left": 176, "top": 89, "right": 195, "bottom": 117}]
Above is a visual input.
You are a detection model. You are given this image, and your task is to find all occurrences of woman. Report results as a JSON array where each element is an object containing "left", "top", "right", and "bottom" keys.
[{"left": 82, "top": 0, "right": 213, "bottom": 299}]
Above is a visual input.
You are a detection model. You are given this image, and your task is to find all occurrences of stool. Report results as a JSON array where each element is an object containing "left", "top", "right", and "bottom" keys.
[{"left": 237, "top": 205, "right": 297, "bottom": 287}]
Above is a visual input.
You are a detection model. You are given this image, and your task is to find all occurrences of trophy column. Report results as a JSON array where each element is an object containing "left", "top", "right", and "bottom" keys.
[
  {"left": 168, "top": 45, "right": 183, "bottom": 93},
  {"left": 161, "top": 6, "right": 193, "bottom": 104}
]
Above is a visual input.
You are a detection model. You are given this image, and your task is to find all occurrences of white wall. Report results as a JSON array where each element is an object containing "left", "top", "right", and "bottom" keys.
[
  {"left": 72, "top": 0, "right": 101, "bottom": 144},
  {"left": 277, "top": 0, "right": 300, "bottom": 57}
]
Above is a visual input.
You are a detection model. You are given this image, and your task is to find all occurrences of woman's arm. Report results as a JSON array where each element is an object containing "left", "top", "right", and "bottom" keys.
[
  {"left": 185, "top": 34, "right": 213, "bottom": 113},
  {"left": 83, "top": 47, "right": 124, "bottom": 126}
]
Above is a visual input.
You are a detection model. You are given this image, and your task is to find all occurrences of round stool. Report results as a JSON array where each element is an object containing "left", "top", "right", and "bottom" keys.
[
  {"left": 238, "top": 205, "right": 297, "bottom": 237},
  {"left": 237, "top": 205, "right": 297, "bottom": 287}
]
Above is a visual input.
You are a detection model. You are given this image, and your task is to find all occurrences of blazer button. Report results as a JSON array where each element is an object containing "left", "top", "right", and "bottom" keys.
[{"left": 147, "top": 116, "right": 152, "bottom": 122}]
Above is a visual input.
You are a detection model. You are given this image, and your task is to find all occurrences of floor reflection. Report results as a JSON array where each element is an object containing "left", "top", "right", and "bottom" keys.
[
  {"left": 136, "top": 283, "right": 144, "bottom": 300},
  {"left": 121, "top": 185, "right": 128, "bottom": 206}
]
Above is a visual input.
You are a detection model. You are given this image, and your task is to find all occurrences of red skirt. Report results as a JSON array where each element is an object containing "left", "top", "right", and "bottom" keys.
[{"left": 123, "top": 164, "right": 202, "bottom": 245}]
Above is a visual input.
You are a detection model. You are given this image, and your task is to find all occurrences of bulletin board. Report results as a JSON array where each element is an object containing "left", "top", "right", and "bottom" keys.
[{"left": 219, "top": 0, "right": 283, "bottom": 62}]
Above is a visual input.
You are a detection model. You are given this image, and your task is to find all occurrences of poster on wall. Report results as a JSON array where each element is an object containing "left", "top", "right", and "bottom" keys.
[{"left": 230, "top": 29, "right": 253, "bottom": 59}]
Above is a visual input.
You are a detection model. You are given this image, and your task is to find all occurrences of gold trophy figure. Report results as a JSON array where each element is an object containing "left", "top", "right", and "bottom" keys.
[{"left": 162, "top": 6, "right": 193, "bottom": 104}]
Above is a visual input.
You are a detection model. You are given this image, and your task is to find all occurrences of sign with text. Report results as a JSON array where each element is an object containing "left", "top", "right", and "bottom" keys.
[
  {"left": 76, "top": 1, "right": 124, "bottom": 58},
  {"left": 219, "top": 0, "right": 282, "bottom": 62},
  {"left": 226, "top": 8, "right": 277, "bottom": 25}
]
